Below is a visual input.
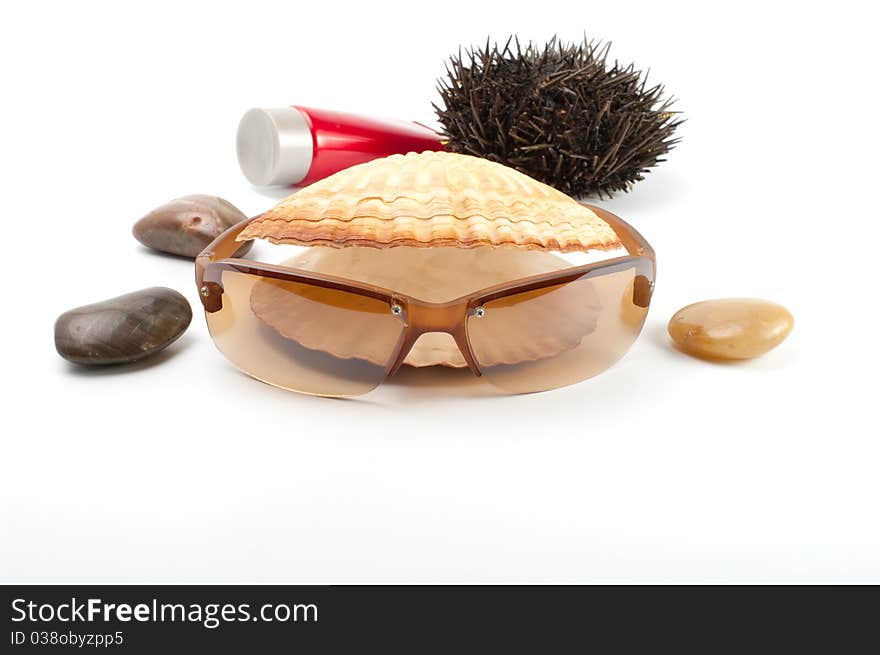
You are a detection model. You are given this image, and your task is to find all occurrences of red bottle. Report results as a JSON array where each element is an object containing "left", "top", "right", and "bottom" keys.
[{"left": 236, "top": 106, "right": 445, "bottom": 187}]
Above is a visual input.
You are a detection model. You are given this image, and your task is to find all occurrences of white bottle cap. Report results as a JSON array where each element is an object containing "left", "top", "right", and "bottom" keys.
[{"left": 236, "top": 107, "right": 314, "bottom": 186}]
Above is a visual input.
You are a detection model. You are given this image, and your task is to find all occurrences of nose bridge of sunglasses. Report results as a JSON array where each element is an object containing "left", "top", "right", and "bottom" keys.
[
  {"left": 402, "top": 299, "right": 469, "bottom": 333},
  {"left": 388, "top": 299, "right": 482, "bottom": 377}
]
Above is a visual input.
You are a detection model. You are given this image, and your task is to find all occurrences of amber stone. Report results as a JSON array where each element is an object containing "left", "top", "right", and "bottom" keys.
[
  {"left": 132, "top": 195, "right": 252, "bottom": 258},
  {"left": 668, "top": 298, "right": 793, "bottom": 360},
  {"left": 55, "top": 287, "right": 192, "bottom": 365}
]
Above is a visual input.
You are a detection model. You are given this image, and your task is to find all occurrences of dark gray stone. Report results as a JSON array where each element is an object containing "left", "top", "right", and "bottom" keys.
[{"left": 55, "top": 287, "right": 192, "bottom": 365}]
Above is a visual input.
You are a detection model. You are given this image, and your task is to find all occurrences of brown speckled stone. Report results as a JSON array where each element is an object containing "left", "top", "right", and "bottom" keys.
[{"left": 133, "top": 195, "right": 252, "bottom": 258}]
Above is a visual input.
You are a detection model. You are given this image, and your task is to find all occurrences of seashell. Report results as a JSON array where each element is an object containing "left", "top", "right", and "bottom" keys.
[
  {"left": 133, "top": 195, "right": 252, "bottom": 258},
  {"left": 238, "top": 151, "right": 621, "bottom": 253},
  {"left": 55, "top": 287, "right": 192, "bottom": 365},
  {"left": 248, "top": 247, "right": 597, "bottom": 367}
]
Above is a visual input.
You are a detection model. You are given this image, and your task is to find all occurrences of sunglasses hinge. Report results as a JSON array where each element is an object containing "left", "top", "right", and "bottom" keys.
[
  {"left": 632, "top": 275, "right": 654, "bottom": 308},
  {"left": 199, "top": 282, "right": 224, "bottom": 313}
]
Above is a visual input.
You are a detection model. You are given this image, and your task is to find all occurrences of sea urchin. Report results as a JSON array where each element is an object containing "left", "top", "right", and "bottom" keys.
[{"left": 434, "top": 36, "right": 682, "bottom": 198}]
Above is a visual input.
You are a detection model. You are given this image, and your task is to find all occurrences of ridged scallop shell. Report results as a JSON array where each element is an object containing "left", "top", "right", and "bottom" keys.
[
  {"left": 248, "top": 247, "right": 599, "bottom": 367},
  {"left": 238, "top": 151, "right": 621, "bottom": 252}
]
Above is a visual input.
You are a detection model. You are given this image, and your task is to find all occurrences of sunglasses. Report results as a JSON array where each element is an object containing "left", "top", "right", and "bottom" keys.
[{"left": 195, "top": 204, "right": 655, "bottom": 397}]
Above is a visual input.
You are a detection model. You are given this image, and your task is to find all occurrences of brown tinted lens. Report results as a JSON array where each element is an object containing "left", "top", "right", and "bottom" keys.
[
  {"left": 467, "top": 265, "right": 651, "bottom": 393},
  {"left": 206, "top": 269, "right": 405, "bottom": 396}
]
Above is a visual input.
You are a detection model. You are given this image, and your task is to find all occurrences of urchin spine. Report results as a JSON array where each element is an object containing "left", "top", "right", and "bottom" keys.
[{"left": 434, "top": 36, "right": 682, "bottom": 198}]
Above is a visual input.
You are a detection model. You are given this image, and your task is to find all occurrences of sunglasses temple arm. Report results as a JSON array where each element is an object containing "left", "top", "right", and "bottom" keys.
[
  {"left": 195, "top": 217, "right": 256, "bottom": 290},
  {"left": 586, "top": 205, "right": 656, "bottom": 265},
  {"left": 585, "top": 205, "right": 656, "bottom": 308}
]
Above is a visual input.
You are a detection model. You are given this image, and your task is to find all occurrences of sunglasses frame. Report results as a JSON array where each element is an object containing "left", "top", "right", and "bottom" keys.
[{"left": 195, "top": 204, "right": 655, "bottom": 383}]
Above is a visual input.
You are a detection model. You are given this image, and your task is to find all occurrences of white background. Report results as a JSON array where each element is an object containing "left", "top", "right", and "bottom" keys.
[{"left": 2, "top": 1, "right": 878, "bottom": 583}]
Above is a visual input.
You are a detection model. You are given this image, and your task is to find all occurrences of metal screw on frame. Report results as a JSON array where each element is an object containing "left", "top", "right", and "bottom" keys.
[
  {"left": 200, "top": 286, "right": 210, "bottom": 298},
  {"left": 474, "top": 307, "right": 485, "bottom": 318},
  {"left": 391, "top": 304, "right": 402, "bottom": 316}
]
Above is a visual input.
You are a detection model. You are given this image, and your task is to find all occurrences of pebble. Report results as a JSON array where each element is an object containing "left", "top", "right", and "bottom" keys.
[
  {"left": 132, "top": 195, "right": 251, "bottom": 258},
  {"left": 668, "top": 298, "right": 793, "bottom": 360},
  {"left": 55, "top": 287, "right": 192, "bottom": 365}
]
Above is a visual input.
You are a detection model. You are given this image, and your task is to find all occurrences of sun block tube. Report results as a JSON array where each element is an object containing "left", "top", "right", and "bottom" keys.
[{"left": 236, "top": 106, "right": 445, "bottom": 187}]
